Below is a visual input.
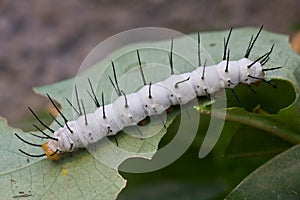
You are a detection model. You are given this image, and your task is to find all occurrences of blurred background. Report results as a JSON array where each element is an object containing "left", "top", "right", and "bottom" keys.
[
  {"left": 0, "top": 0, "right": 300, "bottom": 127},
  {"left": 1, "top": 1, "right": 300, "bottom": 199}
]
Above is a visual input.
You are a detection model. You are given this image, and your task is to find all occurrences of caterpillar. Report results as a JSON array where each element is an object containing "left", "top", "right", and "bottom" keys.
[{"left": 15, "top": 26, "right": 281, "bottom": 161}]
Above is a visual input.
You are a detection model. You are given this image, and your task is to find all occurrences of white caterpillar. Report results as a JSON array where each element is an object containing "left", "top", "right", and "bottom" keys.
[{"left": 16, "top": 26, "right": 280, "bottom": 161}]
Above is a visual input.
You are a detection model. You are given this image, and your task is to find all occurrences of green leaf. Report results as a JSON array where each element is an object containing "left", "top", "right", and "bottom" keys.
[
  {"left": 197, "top": 28, "right": 300, "bottom": 198},
  {"left": 225, "top": 125, "right": 292, "bottom": 157},
  {"left": 0, "top": 117, "right": 126, "bottom": 199},
  {"left": 118, "top": 181, "right": 226, "bottom": 200},
  {"left": 222, "top": 78, "right": 297, "bottom": 156},
  {"left": 1, "top": 27, "right": 300, "bottom": 199},
  {"left": 226, "top": 144, "right": 300, "bottom": 199}
]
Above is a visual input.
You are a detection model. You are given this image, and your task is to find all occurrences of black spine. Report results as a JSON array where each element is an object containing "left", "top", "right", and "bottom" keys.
[
  {"left": 244, "top": 25, "right": 263, "bottom": 58},
  {"left": 137, "top": 49, "right": 147, "bottom": 85}
]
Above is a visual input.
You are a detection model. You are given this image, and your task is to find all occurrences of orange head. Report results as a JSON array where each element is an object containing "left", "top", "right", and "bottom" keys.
[{"left": 42, "top": 142, "right": 62, "bottom": 162}]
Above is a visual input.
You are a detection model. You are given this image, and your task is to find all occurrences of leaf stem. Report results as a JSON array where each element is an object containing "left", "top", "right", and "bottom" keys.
[{"left": 199, "top": 108, "right": 300, "bottom": 145}]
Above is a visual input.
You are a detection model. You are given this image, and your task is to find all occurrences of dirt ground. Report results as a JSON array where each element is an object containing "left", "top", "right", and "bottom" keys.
[{"left": 0, "top": 0, "right": 300, "bottom": 128}]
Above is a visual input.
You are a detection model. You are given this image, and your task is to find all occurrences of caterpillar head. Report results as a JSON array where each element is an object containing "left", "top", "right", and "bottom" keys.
[
  {"left": 42, "top": 142, "right": 62, "bottom": 162},
  {"left": 238, "top": 58, "right": 264, "bottom": 85}
]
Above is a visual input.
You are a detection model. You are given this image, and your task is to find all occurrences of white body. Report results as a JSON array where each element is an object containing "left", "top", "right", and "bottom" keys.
[{"left": 47, "top": 58, "right": 264, "bottom": 153}]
